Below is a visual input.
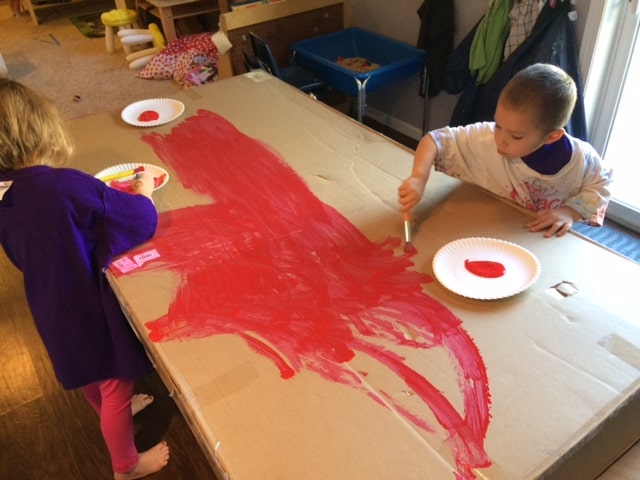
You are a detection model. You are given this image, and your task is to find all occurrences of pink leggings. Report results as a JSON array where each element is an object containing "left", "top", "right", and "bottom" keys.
[{"left": 81, "top": 378, "right": 139, "bottom": 474}]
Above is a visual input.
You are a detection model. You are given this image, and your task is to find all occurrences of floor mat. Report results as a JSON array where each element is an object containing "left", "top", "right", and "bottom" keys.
[
  {"left": 69, "top": 12, "right": 105, "bottom": 38},
  {"left": 572, "top": 221, "right": 640, "bottom": 263}
]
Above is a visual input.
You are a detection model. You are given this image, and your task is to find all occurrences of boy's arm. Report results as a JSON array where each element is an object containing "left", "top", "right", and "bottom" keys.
[
  {"left": 398, "top": 134, "right": 438, "bottom": 212},
  {"left": 526, "top": 206, "right": 582, "bottom": 237},
  {"left": 561, "top": 143, "right": 613, "bottom": 227},
  {"left": 528, "top": 144, "right": 612, "bottom": 237},
  {"left": 564, "top": 167, "right": 612, "bottom": 227}
]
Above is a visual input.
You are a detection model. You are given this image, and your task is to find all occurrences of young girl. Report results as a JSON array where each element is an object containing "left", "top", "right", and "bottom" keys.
[
  {"left": 398, "top": 63, "right": 612, "bottom": 238},
  {"left": 0, "top": 79, "right": 169, "bottom": 479}
]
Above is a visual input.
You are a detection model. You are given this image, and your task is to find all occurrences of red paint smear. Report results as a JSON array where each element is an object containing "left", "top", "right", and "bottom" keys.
[
  {"left": 381, "top": 390, "right": 434, "bottom": 433},
  {"left": 131, "top": 110, "right": 491, "bottom": 479},
  {"left": 464, "top": 259, "right": 506, "bottom": 278},
  {"left": 404, "top": 241, "right": 417, "bottom": 254}
]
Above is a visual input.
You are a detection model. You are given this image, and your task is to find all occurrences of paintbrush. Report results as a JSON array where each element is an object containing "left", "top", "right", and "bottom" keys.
[
  {"left": 98, "top": 165, "right": 145, "bottom": 183},
  {"left": 403, "top": 211, "right": 416, "bottom": 253}
]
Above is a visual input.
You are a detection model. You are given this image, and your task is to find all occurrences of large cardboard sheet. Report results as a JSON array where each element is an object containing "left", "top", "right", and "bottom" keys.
[{"left": 69, "top": 72, "right": 640, "bottom": 480}]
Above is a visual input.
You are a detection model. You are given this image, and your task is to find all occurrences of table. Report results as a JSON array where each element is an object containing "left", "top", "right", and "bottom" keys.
[
  {"left": 69, "top": 71, "right": 640, "bottom": 480},
  {"left": 292, "top": 28, "right": 427, "bottom": 123}
]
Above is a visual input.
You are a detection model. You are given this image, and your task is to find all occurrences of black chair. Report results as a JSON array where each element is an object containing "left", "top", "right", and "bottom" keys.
[
  {"left": 242, "top": 49, "right": 261, "bottom": 72},
  {"left": 248, "top": 32, "right": 325, "bottom": 96}
]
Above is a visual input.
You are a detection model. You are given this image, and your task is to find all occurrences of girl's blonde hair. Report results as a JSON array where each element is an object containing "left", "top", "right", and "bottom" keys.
[
  {"left": 0, "top": 79, "right": 73, "bottom": 173},
  {"left": 499, "top": 63, "right": 577, "bottom": 134}
]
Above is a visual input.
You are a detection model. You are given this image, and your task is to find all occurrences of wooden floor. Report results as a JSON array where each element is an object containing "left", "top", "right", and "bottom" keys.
[
  {"left": 0, "top": 250, "right": 218, "bottom": 480},
  {"left": 599, "top": 442, "right": 640, "bottom": 480}
]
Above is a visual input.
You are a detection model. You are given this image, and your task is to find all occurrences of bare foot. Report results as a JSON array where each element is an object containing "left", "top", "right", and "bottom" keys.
[
  {"left": 113, "top": 442, "right": 169, "bottom": 480},
  {"left": 131, "top": 394, "right": 154, "bottom": 416}
]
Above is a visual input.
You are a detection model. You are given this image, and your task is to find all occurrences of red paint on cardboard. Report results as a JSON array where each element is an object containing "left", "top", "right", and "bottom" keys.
[{"left": 130, "top": 110, "right": 491, "bottom": 478}]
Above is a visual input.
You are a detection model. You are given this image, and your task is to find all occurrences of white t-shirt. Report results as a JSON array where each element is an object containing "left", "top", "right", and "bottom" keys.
[{"left": 430, "top": 122, "right": 612, "bottom": 226}]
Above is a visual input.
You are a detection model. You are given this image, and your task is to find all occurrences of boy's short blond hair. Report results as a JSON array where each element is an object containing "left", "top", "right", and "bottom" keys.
[
  {"left": 0, "top": 79, "right": 73, "bottom": 173},
  {"left": 498, "top": 63, "right": 577, "bottom": 133}
]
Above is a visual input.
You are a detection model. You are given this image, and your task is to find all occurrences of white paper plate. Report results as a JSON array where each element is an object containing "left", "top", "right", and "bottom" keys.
[
  {"left": 95, "top": 163, "right": 169, "bottom": 191},
  {"left": 432, "top": 237, "right": 541, "bottom": 300},
  {"left": 121, "top": 98, "right": 185, "bottom": 127}
]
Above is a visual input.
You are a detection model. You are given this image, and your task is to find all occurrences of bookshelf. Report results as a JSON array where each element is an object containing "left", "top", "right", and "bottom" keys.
[
  {"left": 23, "top": 0, "right": 93, "bottom": 26},
  {"left": 140, "top": 0, "right": 230, "bottom": 42},
  {"left": 230, "top": 0, "right": 285, "bottom": 11}
]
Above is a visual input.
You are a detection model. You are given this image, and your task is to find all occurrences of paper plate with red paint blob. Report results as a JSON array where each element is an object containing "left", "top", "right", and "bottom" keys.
[
  {"left": 121, "top": 98, "right": 185, "bottom": 127},
  {"left": 95, "top": 163, "right": 169, "bottom": 193},
  {"left": 432, "top": 237, "right": 541, "bottom": 300}
]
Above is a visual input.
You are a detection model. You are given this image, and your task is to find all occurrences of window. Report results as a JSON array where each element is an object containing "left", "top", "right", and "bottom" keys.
[{"left": 582, "top": 0, "right": 640, "bottom": 231}]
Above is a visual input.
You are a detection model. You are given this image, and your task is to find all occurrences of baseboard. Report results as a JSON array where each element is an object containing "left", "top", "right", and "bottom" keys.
[{"left": 365, "top": 106, "right": 423, "bottom": 143}]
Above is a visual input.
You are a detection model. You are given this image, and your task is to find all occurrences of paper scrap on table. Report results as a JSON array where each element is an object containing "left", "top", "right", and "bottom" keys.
[{"left": 111, "top": 248, "right": 161, "bottom": 274}]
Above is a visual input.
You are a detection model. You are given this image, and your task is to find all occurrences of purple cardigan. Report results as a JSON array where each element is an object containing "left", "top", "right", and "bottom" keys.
[{"left": 0, "top": 166, "right": 157, "bottom": 390}]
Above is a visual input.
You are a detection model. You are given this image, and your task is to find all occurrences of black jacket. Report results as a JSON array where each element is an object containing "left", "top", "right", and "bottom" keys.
[
  {"left": 417, "top": 0, "right": 455, "bottom": 98},
  {"left": 443, "top": 1, "right": 587, "bottom": 140}
]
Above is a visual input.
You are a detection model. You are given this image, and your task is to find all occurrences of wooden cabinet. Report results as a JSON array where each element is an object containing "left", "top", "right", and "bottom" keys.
[
  {"left": 24, "top": 0, "right": 228, "bottom": 35},
  {"left": 23, "top": 0, "right": 92, "bottom": 26},
  {"left": 140, "top": 0, "right": 229, "bottom": 43},
  {"left": 218, "top": 0, "right": 345, "bottom": 78}
]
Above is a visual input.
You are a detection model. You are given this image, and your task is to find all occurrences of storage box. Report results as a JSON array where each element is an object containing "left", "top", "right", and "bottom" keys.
[{"left": 292, "top": 27, "right": 426, "bottom": 97}]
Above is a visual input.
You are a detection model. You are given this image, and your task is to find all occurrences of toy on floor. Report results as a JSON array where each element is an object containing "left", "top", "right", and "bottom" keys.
[
  {"left": 117, "top": 23, "right": 166, "bottom": 70},
  {"left": 100, "top": 9, "right": 139, "bottom": 54},
  {"left": 138, "top": 32, "right": 221, "bottom": 87}
]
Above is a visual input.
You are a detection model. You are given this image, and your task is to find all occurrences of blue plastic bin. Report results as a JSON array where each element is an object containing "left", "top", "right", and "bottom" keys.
[{"left": 292, "top": 28, "right": 427, "bottom": 120}]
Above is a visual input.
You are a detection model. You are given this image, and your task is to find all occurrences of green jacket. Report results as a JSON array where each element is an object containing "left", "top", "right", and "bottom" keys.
[{"left": 469, "top": 0, "right": 513, "bottom": 84}]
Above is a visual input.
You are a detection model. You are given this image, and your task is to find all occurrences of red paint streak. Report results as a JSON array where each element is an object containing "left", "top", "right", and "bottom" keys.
[
  {"left": 128, "top": 110, "right": 491, "bottom": 479},
  {"left": 138, "top": 110, "right": 159, "bottom": 122},
  {"left": 464, "top": 259, "right": 506, "bottom": 278},
  {"left": 380, "top": 390, "right": 434, "bottom": 433},
  {"left": 404, "top": 242, "right": 417, "bottom": 254}
]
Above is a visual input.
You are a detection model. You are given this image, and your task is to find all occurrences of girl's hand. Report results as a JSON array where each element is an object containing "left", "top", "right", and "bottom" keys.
[
  {"left": 526, "top": 207, "right": 581, "bottom": 237},
  {"left": 131, "top": 172, "right": 155, "bottom": 199}
]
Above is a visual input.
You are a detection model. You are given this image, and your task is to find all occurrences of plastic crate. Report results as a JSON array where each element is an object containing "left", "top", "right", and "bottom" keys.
[{"left": 292, "top": 28, "right": 427, "bottom": 97}]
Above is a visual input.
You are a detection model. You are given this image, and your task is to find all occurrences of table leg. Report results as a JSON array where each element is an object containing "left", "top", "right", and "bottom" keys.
[
  {"left": 22, "top": 0, "right": 38, "bottom": 25},
  {"left": 354, "top": 77, "right": 370, "bottom": 123}
]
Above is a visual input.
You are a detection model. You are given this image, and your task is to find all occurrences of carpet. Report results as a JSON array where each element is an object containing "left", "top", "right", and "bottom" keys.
[
  {"left": 69, "top": 12, "right": 104, "bottom": 38},
  {"left": 1, "top": 0, "right": 182, "bottom": 119}
]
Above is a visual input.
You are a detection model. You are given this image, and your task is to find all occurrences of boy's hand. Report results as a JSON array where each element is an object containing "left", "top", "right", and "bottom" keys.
[
  {"left": 527, "top": 207, "right": 580, "bottom": 238},
  {"left": 398, "top": 176, "right": 427, "bottom": 212}
]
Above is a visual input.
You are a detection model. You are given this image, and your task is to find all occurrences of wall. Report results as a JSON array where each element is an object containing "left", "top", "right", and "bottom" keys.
[{"left": 347, "top": 0, "right": 589, "bottom": 140}]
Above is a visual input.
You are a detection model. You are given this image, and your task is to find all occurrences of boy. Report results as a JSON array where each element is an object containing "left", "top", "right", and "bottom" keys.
[{"left": 398, "top": 63, "right": 612, "bottom": 237}]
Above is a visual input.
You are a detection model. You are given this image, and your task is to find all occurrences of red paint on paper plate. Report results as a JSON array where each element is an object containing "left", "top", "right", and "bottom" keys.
[
  {"left": 109, "top": 173, "right": 166, "bottom": 193},
  {"left": 123, "top": 110, "right": 492, "bottom": 479},
  {"left": 464, "top": 259, "right": 506, "bottom": 278},
  {"left": 138, "top": 110, "right": 159, "bottom": 122}
]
